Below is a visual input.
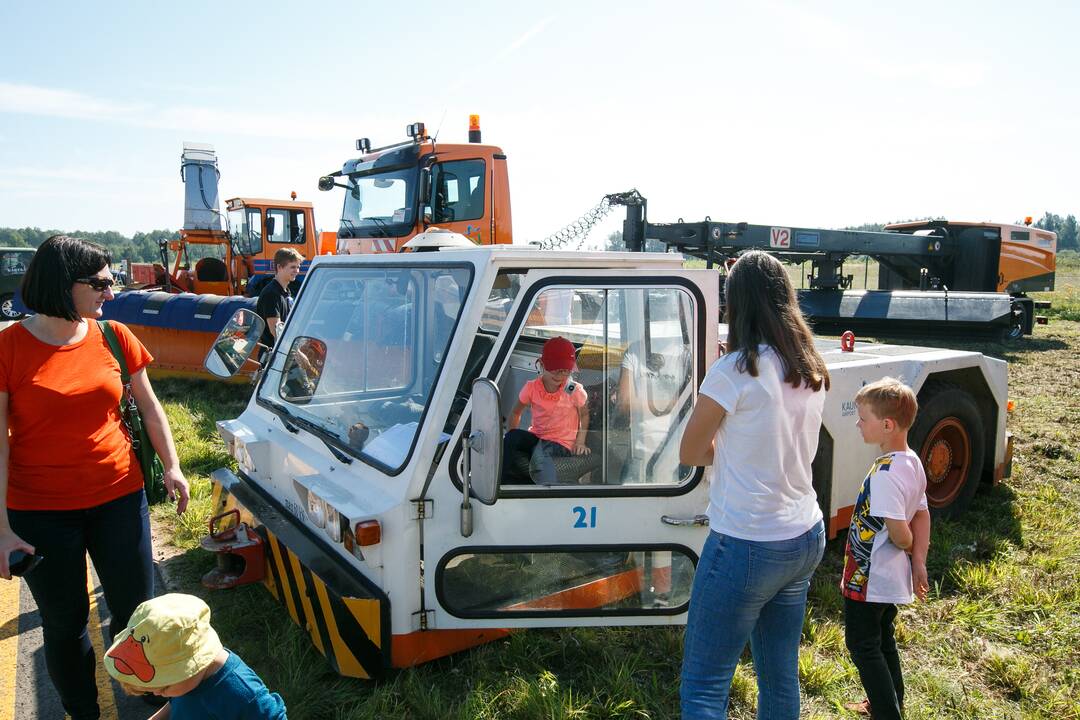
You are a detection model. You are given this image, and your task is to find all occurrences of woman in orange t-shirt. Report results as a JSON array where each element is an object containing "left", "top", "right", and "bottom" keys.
[{"left": 0, "top": 235, "right": 189, "bottom": 720}]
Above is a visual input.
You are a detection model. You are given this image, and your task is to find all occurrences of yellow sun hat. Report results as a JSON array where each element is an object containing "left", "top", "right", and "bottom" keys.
[{"left": 104, "top": 593, "right": 223, "bottom": 689}]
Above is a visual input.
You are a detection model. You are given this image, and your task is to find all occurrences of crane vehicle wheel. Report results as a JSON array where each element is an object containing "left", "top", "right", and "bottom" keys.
[
  {"left": 0, "top": 293, "right": 24, "bottom": 321},
  {"left": 910, "top": 381, "right": 985, "bottom": 519}
]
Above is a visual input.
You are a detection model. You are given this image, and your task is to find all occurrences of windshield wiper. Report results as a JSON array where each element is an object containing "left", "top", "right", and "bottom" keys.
[
  {"left": 319, "top": 436, "right": 354, "bottom": 465},
  {"left": 267, "top": 400, "right": 353, "bottom": 464},
  {"left": 339, "top": 218, "right": 358, "bottom": 239},
  {"left": 368, "top": 216, "right": 390, "bottom": 237}
]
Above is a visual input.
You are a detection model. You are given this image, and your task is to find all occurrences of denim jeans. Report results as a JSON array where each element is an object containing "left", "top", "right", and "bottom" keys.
[
  {"left": 502, "top": 429, "right": 573, "bottom": 485},
  {"left": 7, "top": 489, "right": 154, "bottom": 720},
  {"left": 844, "top": 598, "right": 904, "bottom": 720},
  {"left": 680, "top": 521, "right": 826, "bottom": 719}
]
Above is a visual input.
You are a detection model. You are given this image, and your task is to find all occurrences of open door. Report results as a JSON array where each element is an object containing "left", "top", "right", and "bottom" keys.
[{"left": 421, "top": 270, "right": 717, "bottom": 630}]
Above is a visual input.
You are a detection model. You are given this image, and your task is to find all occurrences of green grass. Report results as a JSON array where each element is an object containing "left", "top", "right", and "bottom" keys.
[{"left": 151, "top": 280, "right": 1080, "bottom": 719}]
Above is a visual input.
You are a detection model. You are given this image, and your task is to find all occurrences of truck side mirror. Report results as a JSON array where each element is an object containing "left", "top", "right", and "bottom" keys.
[
  {"left": 265, "top": 215, "right": 276, "bottom": 239},
  {"left": 420, "top": 168, "right": 432, "bottom": 206},
  {"left": 205, "top": 309, "right": 265, "bottom": 378},
  {"left": 467, "top": 378, "right": 502, "bottom": 505},
  {"left": 318, "top": 176, "right": 334, "bottom": 191}
]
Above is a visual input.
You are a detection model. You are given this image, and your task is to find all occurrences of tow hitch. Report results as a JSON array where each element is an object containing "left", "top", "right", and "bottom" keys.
[{"left": 200, "top": 509, "right": 266, "bottom": 589}]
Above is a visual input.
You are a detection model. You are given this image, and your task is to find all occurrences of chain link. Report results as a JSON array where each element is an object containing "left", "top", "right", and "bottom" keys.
[
  {"left": 538, "top": 189, "right": 644, "bottom": 251},
  {"left": 538, "top": 197, "right": 615, "bottom": 250}
]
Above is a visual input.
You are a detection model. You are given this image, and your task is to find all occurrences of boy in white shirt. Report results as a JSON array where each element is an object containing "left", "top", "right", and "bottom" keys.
[{"left": 841, "top": 378, "right": 931, "bottom": 720}]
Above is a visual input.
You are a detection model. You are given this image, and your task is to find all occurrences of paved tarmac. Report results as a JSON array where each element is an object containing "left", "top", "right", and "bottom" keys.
[{"left": 1, "top": 557, "right": 167, "bottom": 720}]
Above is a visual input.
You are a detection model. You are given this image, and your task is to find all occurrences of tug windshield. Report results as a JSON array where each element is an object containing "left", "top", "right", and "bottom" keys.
[{"left": 258, "top": 263, "right": 472, "bottom": 473}]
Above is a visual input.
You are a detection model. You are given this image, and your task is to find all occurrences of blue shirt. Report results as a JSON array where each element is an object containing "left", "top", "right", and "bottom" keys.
[{"left": 170, "top": 651, "right": 287, "bottom": 720}]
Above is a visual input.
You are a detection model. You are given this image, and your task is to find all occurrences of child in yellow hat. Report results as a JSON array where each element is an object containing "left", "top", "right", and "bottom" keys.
[{"left": 104, "top": 593, "right": 287, "bottom": 719}]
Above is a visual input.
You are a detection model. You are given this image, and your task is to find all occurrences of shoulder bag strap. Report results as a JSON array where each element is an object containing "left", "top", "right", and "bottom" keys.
[{"left": 97, "top": 320, "right": 130, "bottom": 384}]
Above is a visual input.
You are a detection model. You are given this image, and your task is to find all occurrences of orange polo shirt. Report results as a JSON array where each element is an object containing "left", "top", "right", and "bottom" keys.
[{"left": 0, "top": 320, "right": 153, "bottom": 510}]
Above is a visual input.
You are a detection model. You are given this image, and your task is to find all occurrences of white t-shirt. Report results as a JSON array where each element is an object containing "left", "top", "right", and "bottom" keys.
[
  {"left": 841, "top": 449, "right": 928, "bottom": 604},
  {"left": 698, "top": 346, "right": 826, "bottom": 541}
]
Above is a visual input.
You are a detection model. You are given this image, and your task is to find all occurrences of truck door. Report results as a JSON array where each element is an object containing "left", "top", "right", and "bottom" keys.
[
  {"left": 426, "top": 159, "right": 489, "bottom": 244},
  {"left": 421, "top": 270, "right": 717, "bottom": 630}
]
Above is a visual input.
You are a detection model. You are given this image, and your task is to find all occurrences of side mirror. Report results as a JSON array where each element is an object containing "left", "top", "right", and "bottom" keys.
[
  {"left": 459, "top": 378, "right": 502, "bottom": 537},
  {"left": 278, "top": 336, "right": 328, "bottom": 403},
  {"left": 205, "top": 309, "right": 265, "bottom": 378},
  {"left": 318, "top": 176, "right": 334, "bottom": 191},
  {"left": 265, "top": 215, "right": 276, "bottom": 239},
  {"left": 419, "top": 168, "right": 432, "bottom": 206},
  {"left": 467, "top": 378, "right": 502, "bottom": 505}
]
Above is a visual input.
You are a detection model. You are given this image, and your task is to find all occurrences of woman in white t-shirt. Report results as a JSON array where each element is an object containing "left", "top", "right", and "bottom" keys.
[{"left": 678, "top": 251, "right": 830, "bottom": 720}]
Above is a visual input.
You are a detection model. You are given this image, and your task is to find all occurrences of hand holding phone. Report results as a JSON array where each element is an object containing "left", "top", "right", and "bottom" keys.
[{"left": 8, "top": 550, "right": 43, "bottom": 577}]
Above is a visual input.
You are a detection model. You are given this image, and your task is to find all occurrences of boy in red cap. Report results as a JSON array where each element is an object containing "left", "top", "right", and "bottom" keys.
[{"left": 503, "top": 336, "right": 590, "bottom": 485}]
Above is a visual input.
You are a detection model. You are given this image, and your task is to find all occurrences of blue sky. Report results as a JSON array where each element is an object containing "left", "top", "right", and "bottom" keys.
[{"left": 1, "top": 1, "right": 1077, "bottom": 246}]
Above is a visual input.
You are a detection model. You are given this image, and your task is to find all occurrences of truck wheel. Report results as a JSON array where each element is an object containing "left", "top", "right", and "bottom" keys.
[
  {"left": 910, "top": 382, "right": 985, "bottom": 519},
  {"left": 0, "top": 294, "right": 24, "bottom": 321}
]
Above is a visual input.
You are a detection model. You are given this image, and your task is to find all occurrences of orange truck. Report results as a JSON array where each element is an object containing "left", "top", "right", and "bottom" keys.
[{"left": 318, "top": 116, "right": 513, "bottom": 253}]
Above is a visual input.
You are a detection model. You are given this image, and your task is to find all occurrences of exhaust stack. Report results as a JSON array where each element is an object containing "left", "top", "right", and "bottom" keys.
[{"left": 181, "top": 142, "right": 223, "bottom": 231}]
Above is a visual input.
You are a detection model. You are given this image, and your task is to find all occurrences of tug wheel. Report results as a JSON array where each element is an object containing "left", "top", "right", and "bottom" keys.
[{"left": 910, "top": 381, "right": 985, "bottom": 519}]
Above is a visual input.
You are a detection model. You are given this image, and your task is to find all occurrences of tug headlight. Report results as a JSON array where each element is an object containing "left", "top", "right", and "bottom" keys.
[{"left": 307, "top": 491, "right": 326, "bottom": 528}]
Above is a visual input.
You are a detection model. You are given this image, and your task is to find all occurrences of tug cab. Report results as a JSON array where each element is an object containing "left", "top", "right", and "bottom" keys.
[{"left": 203, "top": 245, "right": 1010, "bottom": 678}]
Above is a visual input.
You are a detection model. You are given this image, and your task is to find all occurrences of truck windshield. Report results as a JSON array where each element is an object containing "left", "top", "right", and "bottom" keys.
[
  {"left": 257, "top": 263, "right": 471, "bottom": 473},
  {"left": 339, "top": 168, "right": 418, "bottom": 239}
]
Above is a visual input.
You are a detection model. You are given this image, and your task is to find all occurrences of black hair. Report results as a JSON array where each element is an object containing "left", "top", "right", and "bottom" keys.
[
  {"left": 21, "top": 235, "right": 112, "bottom": 321},
  {"left": 724, "top": 250, "right": 830, "bottom": 392}
]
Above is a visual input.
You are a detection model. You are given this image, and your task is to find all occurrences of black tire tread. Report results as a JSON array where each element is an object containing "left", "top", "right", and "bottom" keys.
[{"left": 911, "top": 380, "right": 986, "bottom": 519}]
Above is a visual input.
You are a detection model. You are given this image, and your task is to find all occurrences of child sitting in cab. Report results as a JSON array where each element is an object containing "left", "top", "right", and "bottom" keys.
[
  {"left": 503, "top": 336, "right": 590, "bottom": 485},
  {"left": 104, "top": 593, "right": 287, "bottom": 719}
]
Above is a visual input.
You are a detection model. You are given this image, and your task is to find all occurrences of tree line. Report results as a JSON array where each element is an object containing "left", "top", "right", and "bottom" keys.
[{"left": 0, "top": 227, "right": 179, "bottom": 263}]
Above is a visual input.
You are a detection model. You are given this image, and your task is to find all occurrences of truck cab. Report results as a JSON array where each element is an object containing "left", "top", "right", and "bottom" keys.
[
  {"left": 321, "top": 119, "right": 513, "bottom": 254},
  {"left": 205, "top": 246, "right": 1010, "bottom": 679}
]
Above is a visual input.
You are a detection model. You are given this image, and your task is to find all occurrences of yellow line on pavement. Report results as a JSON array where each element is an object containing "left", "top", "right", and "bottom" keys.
[
  {"left": 0, "top": 577, "right": 19, "bottom": 720},
  {"left": 85, "top": 557, "right": 118, "bottom": 720}
]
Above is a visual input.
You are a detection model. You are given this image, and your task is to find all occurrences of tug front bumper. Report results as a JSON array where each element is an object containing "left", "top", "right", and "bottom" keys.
[{"left": 209, "top": 468, "right": 391, "bottom": 679}]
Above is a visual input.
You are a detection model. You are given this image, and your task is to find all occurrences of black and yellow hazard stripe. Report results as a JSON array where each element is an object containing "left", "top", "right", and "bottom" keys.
[{"left": 210, "top": 474, "right": 390, "bottom": 679}]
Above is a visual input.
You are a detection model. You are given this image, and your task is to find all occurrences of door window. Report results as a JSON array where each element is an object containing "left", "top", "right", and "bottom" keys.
[
  {"left": 0, "top": 253, "right": 29, "bottom": 275},
  {"left": 498, "top": 285, "right": 695, "bottom": 487},
  {"left": 268, "top": 208, "right": 306, "bottom": 244},
  {"left": 429, "top": 160, "right": 486, "bottom": 224}
]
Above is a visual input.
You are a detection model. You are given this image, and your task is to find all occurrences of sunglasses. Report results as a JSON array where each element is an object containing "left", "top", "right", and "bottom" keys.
[{"left": 75, "top": 277, "right": 114, "bottom": 292}]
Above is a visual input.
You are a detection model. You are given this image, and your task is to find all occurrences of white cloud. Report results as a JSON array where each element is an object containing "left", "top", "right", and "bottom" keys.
[
  {"left": 0, "top": 81, "right": 146, "bottom": 122},
  {"left": 869, "top": 60, "right": 987, "bottom": 90},
  {"left": 3, "top": 166, "right": 169, "bottom": 185},
  {"left": 0, "top": 81, "right": 366, "bottom": 140}
]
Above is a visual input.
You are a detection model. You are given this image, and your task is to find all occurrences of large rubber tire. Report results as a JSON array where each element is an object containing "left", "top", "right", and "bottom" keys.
[
  {"left": 910, "top": 381, "right": 985, "bottom": 519},
  {"left": 0, "top": 293, "right": 24, "bottom": 321}
]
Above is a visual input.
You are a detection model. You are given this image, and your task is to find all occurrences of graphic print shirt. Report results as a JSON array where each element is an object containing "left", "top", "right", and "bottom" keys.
[{"left": 841, "top": 449, "right": 928, "bottom": 604}]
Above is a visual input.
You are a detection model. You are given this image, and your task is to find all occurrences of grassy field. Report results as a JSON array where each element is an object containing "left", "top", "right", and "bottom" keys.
[{"left": 151, "top": 256, "right": 1080, "bottom": 719}]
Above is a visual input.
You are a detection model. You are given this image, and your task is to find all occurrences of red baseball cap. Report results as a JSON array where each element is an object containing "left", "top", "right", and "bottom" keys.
[{"left": 541, "top": 336, "right": 577, "bottom": 372}]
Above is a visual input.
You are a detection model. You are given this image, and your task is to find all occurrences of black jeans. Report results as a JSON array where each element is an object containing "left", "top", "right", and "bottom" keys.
[
  {"left": 844, "top": 597, "right": 905, "bottom": 720},
  {"left": 8, "top": 489, "right": 154, "bottom": 720}
]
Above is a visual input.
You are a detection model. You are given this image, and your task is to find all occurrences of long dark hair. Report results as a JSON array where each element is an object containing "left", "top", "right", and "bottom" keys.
[{"left": 724, "top": 251, "right": 830, "bottom": 392}]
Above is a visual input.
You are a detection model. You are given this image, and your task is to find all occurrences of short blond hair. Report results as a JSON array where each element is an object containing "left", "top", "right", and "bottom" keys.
[{"left": 855, "top": 377, "right": 918, "bottom": 429}]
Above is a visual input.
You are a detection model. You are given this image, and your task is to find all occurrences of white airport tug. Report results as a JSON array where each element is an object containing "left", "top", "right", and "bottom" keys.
[{"left": 201, "top": 243, "right": 1011, "bottom": 679}]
